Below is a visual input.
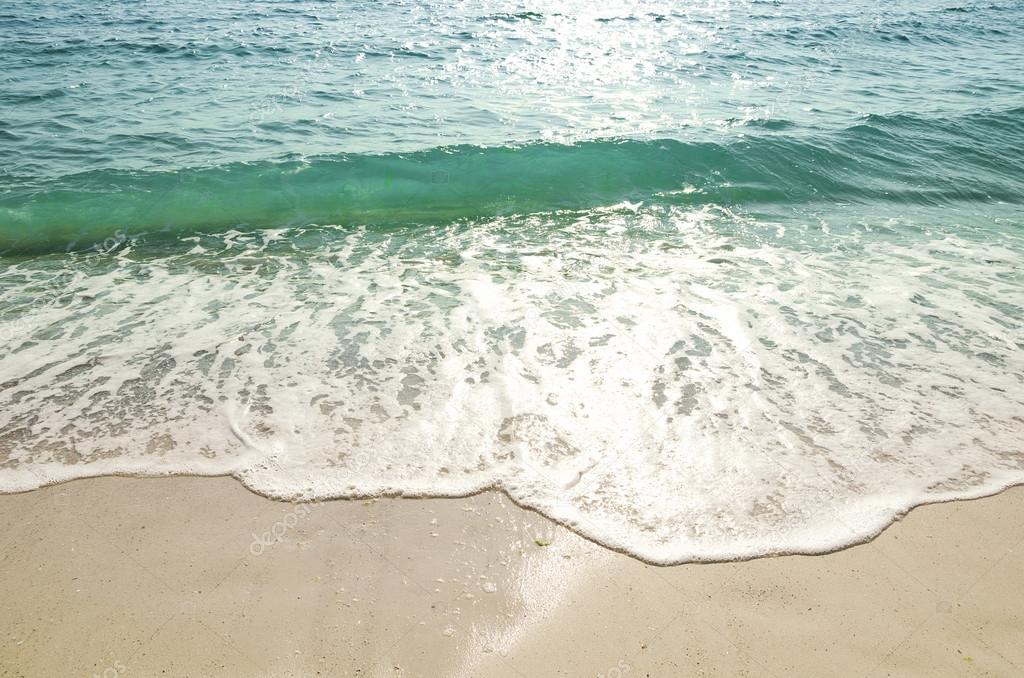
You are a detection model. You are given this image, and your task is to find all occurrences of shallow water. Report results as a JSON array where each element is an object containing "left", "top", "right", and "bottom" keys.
[{"left": 1, "top": 0, "right": 1022, "bottom": 563}]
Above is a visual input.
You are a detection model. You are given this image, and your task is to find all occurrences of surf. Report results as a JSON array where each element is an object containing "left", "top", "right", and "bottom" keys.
[{"left": 3, "top": 106, "right": 1024, "bottom": 255}]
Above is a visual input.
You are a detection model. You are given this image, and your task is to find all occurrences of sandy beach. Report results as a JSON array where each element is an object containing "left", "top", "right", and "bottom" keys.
[
  {"left": 0, "top": 477, "right": 1020, "bottom": 677},
  {"left": 4, "top": 1, "right": 1024, "bottom": 677}
]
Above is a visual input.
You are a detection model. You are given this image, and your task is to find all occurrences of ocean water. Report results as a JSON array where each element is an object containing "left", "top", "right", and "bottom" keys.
[{"left": 1, "top": 0, "right": 1022, "bottom": 563}]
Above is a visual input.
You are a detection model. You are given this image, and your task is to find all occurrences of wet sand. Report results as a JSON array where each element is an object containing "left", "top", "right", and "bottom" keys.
[{"left": 0, "top": 477, "right": 1021, "bottom": 677}]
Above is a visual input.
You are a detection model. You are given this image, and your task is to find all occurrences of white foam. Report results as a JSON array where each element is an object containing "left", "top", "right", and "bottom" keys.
[{"left": 1, "top": 207, "right": 1022, "bottom": 563}]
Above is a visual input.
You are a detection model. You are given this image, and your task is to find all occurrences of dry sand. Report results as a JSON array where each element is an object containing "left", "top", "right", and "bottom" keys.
[{"left": 0, "top": 477, "right": 1021, "bottom": 677}]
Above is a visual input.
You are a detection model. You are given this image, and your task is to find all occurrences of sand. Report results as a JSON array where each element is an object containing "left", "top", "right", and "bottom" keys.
[{"left": 0, "top": 477, "right": 1021, "bottom": 677}]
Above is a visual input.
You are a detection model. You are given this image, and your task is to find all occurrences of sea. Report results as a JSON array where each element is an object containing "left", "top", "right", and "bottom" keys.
[{"left": 1, "top": 0, "right": 1022, "bottom": 563}]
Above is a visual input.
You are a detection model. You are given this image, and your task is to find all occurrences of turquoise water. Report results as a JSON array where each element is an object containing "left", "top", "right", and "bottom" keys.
[
  {"left": 3, "top": 0, "right": 1023, "bottom": 249},
  {"left": 1, "top": 1, "right": 1022, "bottom": 563}
]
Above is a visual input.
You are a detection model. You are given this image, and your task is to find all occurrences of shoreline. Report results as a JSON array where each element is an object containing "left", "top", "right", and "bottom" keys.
[
  {"left": 5, "top": 469, "right": 1024, "bottom": 566},
  {"left": 1, "top": 476, "right": 1022, "bottom": 676}
]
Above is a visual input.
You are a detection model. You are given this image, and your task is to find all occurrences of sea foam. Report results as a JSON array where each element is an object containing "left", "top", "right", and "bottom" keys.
[{"left": 1, "top": 206, "right": 1022, "bottom": 563}]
